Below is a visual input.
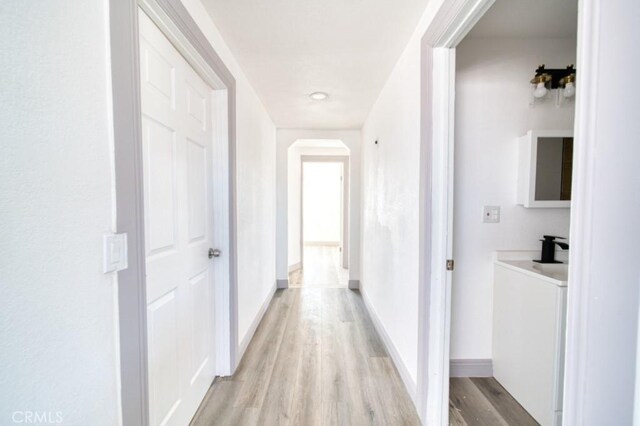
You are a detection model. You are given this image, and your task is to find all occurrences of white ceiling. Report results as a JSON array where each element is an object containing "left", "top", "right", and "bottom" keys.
[
  {"left": 467, "top": 0, "right": 578, "bottom": 39},
  {"left": 201, "top": 0, "right": 429, "bottom": 129},
  {"left": 292, "top": 139, "right": 350, "bottom": 149}
]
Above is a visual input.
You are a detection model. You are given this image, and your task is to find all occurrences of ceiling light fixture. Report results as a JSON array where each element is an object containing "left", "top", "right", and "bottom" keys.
[{"left": 309, "top": 92, "right": 329, "bottom": 101}]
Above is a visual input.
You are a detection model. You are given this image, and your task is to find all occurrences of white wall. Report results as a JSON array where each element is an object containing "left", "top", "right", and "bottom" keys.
[
  {"left": 287, "top": 145, "right": 349, "bottom": 269},
  {"left": 303, "top": 162, "right": 343, "bottom": 244},
  {"left": 360, "top": 36, "right": 423, "bottom": 389},
  {"left": 565, "top": 0, "right": 640, "bottom": 422},
  {"left": 451, "top": 37, "right": 576, "bottom": 360},
  {"left": 183, "top": 0, "right": 277, "bottom": 346},
  {"left": 277, "top": 130, "right": 361, "bottom": 281},
  {"left": 0, "top": 4, "right": 276, "bottom": 423},
  {"left": 0, "top": 1, "right": 121, "bottom": 424}
]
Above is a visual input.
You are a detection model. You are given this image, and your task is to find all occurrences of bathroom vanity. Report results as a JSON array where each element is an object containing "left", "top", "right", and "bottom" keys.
[{"left": 493, "top": 251, "right": 568, "bottom": 426}]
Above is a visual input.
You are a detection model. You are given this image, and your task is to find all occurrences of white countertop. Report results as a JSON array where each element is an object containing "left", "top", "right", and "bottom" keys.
[{"left": 495, "top": 260, "right": 568, "bottom": 286}]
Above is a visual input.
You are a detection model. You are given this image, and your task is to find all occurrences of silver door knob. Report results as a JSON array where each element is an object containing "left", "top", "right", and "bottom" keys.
[{"left": 208, "top": 248, "right": 221, "bottom": 259}]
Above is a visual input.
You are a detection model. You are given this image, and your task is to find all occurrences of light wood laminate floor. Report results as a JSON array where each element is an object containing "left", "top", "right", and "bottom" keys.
[
  {"left": 289, "top": 245, "right": 348, "bottom": 288},
  {"left": 449, "top": 377, "right": 539, "bottom": 426},
  {"left": 191, "top": 288, "right": 420, "bottom": 425}
]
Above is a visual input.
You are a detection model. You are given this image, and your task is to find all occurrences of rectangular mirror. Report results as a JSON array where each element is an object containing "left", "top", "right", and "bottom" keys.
[
  {"left": 535, "top": 137, "right": 573, "bottom": 201},
  {"left": 517, "top": 130, "right": 573, "bottom": 208}
]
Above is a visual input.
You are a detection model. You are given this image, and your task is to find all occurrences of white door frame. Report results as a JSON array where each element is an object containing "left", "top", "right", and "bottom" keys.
[
  {"left": 300, "top": 155, "right": 350, "bottom": 270},
  {"left": 109, "top": 0, "right": 238, "bottom": 424},
  {"left": 417, "top": 0, "right": 601, "bottom": 424}
]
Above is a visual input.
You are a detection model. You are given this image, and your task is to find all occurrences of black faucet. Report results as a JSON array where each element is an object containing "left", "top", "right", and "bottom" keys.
[{"left": 534, "top": 235, "right": 569, "bottom": 264}]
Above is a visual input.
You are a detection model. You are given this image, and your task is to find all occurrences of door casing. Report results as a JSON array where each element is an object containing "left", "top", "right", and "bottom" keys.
[
  {"left": 417, "top": 0, "right": 603, "bottom": 425},
  {"left": 109, "top": 0, "right": 238, "bottom": 424}
]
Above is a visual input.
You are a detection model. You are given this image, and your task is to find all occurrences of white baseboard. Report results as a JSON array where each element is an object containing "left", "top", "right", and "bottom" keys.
[
  {"left": 276, "top": 279, "right": 289, "bottom": 289},
  {"left": 288, "top": 262, "right": 301, "bottom": 273},
  {"left": 237, "top": 282, "right": 277, "bottom": 361},
  {"left": 449, "top": 359, "right": 493, "bottom": 377},
  {"left": 360, "top": 287, "right": 417, "bottom": 405},
  {"left": 348, "top": 279, "right": 360, "bottom": 289}
]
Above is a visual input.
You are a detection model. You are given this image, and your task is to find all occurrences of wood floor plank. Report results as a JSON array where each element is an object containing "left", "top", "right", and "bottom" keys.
[
  {"left": 449, "top": 399, "right": 469, "bottom": 426},
  {"left": 345, "top": 290, "right": 387, "bottom": 357},
  {"left": 320, "top": 290, "right": 349, "bottom": 403},
  {"left": 368, "top": 357, "right": 421, "bottom": 425},
  {"left": 449, "top": 378, "right": 509, "bottom": 426},
  {"left": 234, "top": 290, "right": 293, "bottom": 408},
  {"left": 256, "top": 291, "right": 305, "bottom": 424},
  {"left": 470, "top": 378, "right": 539, "bottom": 426},
  {"left": 191, "top": 288, "right": 421, "bottom": 426},
  {"left": 289, "top": 245, "right": 348, "bottom": 288}
]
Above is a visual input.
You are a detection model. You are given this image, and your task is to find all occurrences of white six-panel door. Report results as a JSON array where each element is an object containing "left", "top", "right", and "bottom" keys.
[{"left": 139, "top": 10, "right": 216, "bottom": 426}]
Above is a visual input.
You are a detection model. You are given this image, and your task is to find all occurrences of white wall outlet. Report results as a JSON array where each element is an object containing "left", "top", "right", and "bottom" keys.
[
  {"left": 483, "top": 206, "right": 501, "bottom": 223},
  {"left": 103, "top": 233, "right": 128, "bottom": 273}
]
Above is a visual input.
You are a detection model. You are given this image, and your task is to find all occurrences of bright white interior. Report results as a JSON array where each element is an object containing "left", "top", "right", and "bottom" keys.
[
  {"left": 450, "top": 36, "right": 575, "bottom": 360},
  {"left": 181, "top": 0, "right": 278, "bottom": 347},
  {"left": 4, "top": 0, "right": 639, "bottom": 423},
  {"left": 286, "top": 139, "right": 350, "bottom": 270},
  {"left": 303, "top": 162, "right": 343, "bottom": 245},
  {"left": 200, "top": 0, "right": 429, "bottom": 129},
  {"left": 0, "top": 1, "right": 121, "bottom": 423}
]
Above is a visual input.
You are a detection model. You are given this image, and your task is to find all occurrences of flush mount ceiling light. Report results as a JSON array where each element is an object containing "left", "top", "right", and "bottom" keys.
[
  {"left": 529, "top": 65, "right": 577, "bottom": 107},
  {"left": 309, "top": 92, "right": 329, "bottom": 101}
]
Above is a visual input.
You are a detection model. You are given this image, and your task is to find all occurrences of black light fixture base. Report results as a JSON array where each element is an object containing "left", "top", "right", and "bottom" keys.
[{"left": 533, "top": 64, "right": 576, "bottom": 89}]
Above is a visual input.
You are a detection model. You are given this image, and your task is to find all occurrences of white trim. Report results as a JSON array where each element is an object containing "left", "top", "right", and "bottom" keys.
[
  {"left": 276, "top": 279, "right": 289, "bottom": 289},
  {"left": 417, "top": 1, "right": 495, "bottom": 424},
  {"left": 348, "top": 279, "right": 360, "bottom": 290},
  {"left": 210, "top": 88, "right": 233, "bottom": 376},
  {"left": 137, "top": 1, "right": 234, "bottom": 378},
  {"left": 449, "top": 359, "right": 493, "bottom": 378},
  {"left": 237, "top": 283, "right": 277, "bottom": 363},
  {"left": 424, "top": 46, "right": 456, "bottom": 426},
  {"left": 562, "top": 0, "right": 600, "bottom": 423},
  {"left": 138, "top": 0, "right": 225, "bottom": 89},
  {"left": 360, "top": 288, "right": 417, "bottom": 404}
]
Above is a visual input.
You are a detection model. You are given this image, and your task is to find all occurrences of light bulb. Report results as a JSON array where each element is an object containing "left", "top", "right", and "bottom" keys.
[
  {"left": 563, "top": 82, "right": 575, "bottom": 98},
  {"left": 533, "top": 82, "right": 548, "bottom": 98}
]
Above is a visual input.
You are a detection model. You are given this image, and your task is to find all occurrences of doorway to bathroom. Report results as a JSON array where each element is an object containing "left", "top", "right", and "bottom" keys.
[{"left": 446, "top": 1, "right": 578, "bottom": 425}]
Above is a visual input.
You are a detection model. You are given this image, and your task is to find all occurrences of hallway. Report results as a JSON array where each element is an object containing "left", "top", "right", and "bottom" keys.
[
  {"left": 191, "top": 288, "right": 420, "bottom": 425},
  {"left": 289, "top": 245, "right": 349, "bottom": 288}
]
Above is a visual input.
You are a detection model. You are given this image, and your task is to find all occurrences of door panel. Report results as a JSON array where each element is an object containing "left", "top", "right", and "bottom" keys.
[
  {"left": 140, "top": 9, "right": 216, "bottom": 426},
  {"left": 186, "top": 139, "right": 207, "bottom": 242},
  {"left": 147, "top": 291, "right": 181, "bottom": 426},
  {"left": 143, "top": 118, "right": 178, "bottom": 254}
]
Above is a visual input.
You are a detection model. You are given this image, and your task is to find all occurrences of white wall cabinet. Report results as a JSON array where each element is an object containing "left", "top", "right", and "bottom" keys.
[
  {"left": 517, "top": 130, "right": 573, "bottom": 208},
  {"left": 493, "top": 261, "right": 567, "bottom": 426}
]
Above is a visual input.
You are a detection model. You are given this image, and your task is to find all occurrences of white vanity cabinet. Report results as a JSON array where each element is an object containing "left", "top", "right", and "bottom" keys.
[{"left": 493, "top": 260, "right": 567, "bottom": 426}]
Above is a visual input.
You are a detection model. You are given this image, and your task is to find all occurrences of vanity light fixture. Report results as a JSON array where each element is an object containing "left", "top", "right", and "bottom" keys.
[
  {"left": 560, "top": 73, "right": 576, "bottom": 98},
  {"left": 529, "top": 65, "right": 577, "bottom": 107},
  {"left": 309, "top": 91, "right": 329, "bottom": 101}
]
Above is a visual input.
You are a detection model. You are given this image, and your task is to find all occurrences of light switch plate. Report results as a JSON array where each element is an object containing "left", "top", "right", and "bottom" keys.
[
  {"left": 103, "top": 233, "right": 128, "bottom": 273},
  {"left": 483, "top": 206, "right": 501, "bottom": 223}
]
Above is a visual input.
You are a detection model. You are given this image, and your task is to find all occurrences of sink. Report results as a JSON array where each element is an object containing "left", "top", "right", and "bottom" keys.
[
  {"left": 531, "top": 262, "right": 568, "bottom": 275},
  {"left": 495, "top": 260, "right": 568, "bottom": 286}
]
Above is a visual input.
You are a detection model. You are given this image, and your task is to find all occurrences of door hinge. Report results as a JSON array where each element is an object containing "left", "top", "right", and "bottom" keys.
[{"left": 446, "top": 259, "right": 455, "bottom": 271}]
